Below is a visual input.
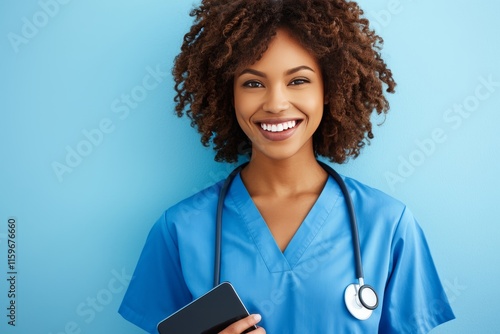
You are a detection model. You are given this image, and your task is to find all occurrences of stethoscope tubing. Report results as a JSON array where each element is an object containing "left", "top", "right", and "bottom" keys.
[
  {"left": 214, "top": 162, "right": 248, "bottom": 287},
  {"left": 316, "top": 161, "right": 364, "bottom": 280},
  {"left": 214, "top": 161, "right": 364, "bottom": 286}
]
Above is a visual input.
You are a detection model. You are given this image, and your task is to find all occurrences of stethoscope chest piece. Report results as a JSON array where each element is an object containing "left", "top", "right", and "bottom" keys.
[{"left": 344, "top": 283, "right": 378, "bottom": 320}]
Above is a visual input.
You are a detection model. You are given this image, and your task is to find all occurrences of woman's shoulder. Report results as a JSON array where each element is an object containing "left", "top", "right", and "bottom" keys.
[
  {"left": 162, "top": 179, "right": 225, "bottom": 226},
  {"left": 341, "top": 175, "right": 410, "bottom": 221},
  {"left": 343, "top": 175, "right": 403, "bottom": 202},
  {"left": 340, "top": 175, "right": 423, "bottom": 247}
]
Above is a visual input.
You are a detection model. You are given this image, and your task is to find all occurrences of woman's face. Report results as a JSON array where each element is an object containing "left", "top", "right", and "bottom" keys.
[{"left": 233, "top": 28, "right": 325, "bottom": 162}]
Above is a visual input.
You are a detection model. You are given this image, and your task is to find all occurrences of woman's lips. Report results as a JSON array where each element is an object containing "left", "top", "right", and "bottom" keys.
[
  {"left": 257, "top": 120, "right": 301, "bottom": 141},
  {"left": 260, "top": 120, "right": 297, "bottom": 132}
]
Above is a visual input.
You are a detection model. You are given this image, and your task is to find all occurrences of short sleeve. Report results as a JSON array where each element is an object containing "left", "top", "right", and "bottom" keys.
[
  {"left": 378, "top": 208, "right": 455, "bottom": 333},
  {"left": 118, "top": 211, "right": 192, "bottom": 333}
]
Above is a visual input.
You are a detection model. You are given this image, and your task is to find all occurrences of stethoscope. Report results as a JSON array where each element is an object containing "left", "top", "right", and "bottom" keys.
[{"left": 213, "top": 161, "right": 379, "bottom": 320}]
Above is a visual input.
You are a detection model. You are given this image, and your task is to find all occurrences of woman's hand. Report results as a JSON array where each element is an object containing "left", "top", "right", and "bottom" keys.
[{"left": 219, "top": 314, "right": 266, "bottom": 334}]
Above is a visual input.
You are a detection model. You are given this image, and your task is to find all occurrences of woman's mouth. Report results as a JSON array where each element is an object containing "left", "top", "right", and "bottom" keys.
[
  {"left": 257, "top": 120, "right": 301, "bottom": 141},
  {"left": 260, "top": 120, "right": 298, "bottom": 132}
]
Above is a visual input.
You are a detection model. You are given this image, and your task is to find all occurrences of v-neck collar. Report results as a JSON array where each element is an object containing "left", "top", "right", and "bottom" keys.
[{"left": 228, "top": 173, "right": 341, "bottom": 272}]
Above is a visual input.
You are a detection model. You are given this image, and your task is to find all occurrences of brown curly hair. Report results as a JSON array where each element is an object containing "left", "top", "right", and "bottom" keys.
[{"left": 173, "top": 0, "right": 396, "bottom": 163}]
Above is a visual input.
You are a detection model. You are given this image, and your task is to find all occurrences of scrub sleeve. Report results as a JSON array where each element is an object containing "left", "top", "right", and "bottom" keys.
[
  {"left": 118, "top": 212, "right": 192, "bottom": 334},
  {"left": 378, "top": 207, "right": 455, "bottom": 333}
]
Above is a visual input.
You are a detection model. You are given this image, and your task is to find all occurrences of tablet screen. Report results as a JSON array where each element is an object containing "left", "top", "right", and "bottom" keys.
[{"left": 157, "top": 282, "right": 256, "bottom": 334}]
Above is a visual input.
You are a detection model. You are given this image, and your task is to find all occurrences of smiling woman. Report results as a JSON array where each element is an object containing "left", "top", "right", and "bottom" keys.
[
  {"left": 171, "top": 0, "right": 396, "bottom": 164},
  {"left": 233, "top": 29, "right": 324, "bottom": 162},
  {"left": 118, "top": 1, "right": 455, "bottom": 333}
]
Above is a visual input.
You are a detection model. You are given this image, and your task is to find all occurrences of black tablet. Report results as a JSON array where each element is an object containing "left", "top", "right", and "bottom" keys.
[{"left": 157, "top": 282, "right": 256, "bottom": 334}]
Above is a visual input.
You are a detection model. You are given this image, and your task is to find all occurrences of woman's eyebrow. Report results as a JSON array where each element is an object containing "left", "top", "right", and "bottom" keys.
[
  {"left": 285, "top": 65, "right": 315, "bottom": 75},
  {"left": 237, "top": 68, "right": 266, "bottom": 78},
  {"left": 237, "top": 65, "right": 316, "bottom": 78}
]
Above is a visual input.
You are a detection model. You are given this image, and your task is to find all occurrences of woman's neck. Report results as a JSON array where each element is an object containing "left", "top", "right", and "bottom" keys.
[{"left": 240, "top": 152, "right": 328, "bottom": 198}]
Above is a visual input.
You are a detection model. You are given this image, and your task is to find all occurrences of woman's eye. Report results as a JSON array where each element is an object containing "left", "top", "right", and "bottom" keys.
[
  {"left": 243, "top": 81, "right": 263, "bottom": 88},
  {"left": 289, "top": 78, "right": 310, "bottom": 86}
]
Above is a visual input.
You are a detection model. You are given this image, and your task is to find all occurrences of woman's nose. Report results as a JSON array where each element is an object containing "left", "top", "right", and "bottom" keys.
[{"left": 263, "top": 87, "right": 290, "bottom": 113}]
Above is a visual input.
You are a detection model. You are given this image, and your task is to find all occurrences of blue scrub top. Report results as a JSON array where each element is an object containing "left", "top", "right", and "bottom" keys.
[{"left": 119, "top": 173, "right": 454, "bottom": 333}]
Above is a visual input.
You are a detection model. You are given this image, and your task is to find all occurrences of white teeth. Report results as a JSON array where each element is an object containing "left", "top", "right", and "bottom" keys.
[{"left": 260, "top": 120, "right": 297, "bottom": 132}]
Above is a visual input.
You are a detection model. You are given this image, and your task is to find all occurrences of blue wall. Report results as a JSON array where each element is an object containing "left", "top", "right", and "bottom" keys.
[{"left": 1, "top": 0, "right": 499, "bottom": 333}]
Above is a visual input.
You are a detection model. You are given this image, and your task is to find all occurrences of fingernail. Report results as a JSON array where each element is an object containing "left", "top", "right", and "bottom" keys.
[{"left": 253, "top": 314, "right": 262, "bottom": 322}]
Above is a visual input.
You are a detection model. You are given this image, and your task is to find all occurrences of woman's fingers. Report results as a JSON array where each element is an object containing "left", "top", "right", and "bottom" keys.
[{"left": 219, "top": 314, "right": 266, "bottom": 333}]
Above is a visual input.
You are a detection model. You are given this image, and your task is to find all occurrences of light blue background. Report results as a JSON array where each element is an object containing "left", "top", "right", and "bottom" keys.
[{"left": 1, "top": 0, "right": 499, "bottom": 333}]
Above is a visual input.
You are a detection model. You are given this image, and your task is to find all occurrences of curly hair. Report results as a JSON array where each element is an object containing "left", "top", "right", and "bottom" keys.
[{"left": 172, "top": 0, "right": 396, "bottom": 163}]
